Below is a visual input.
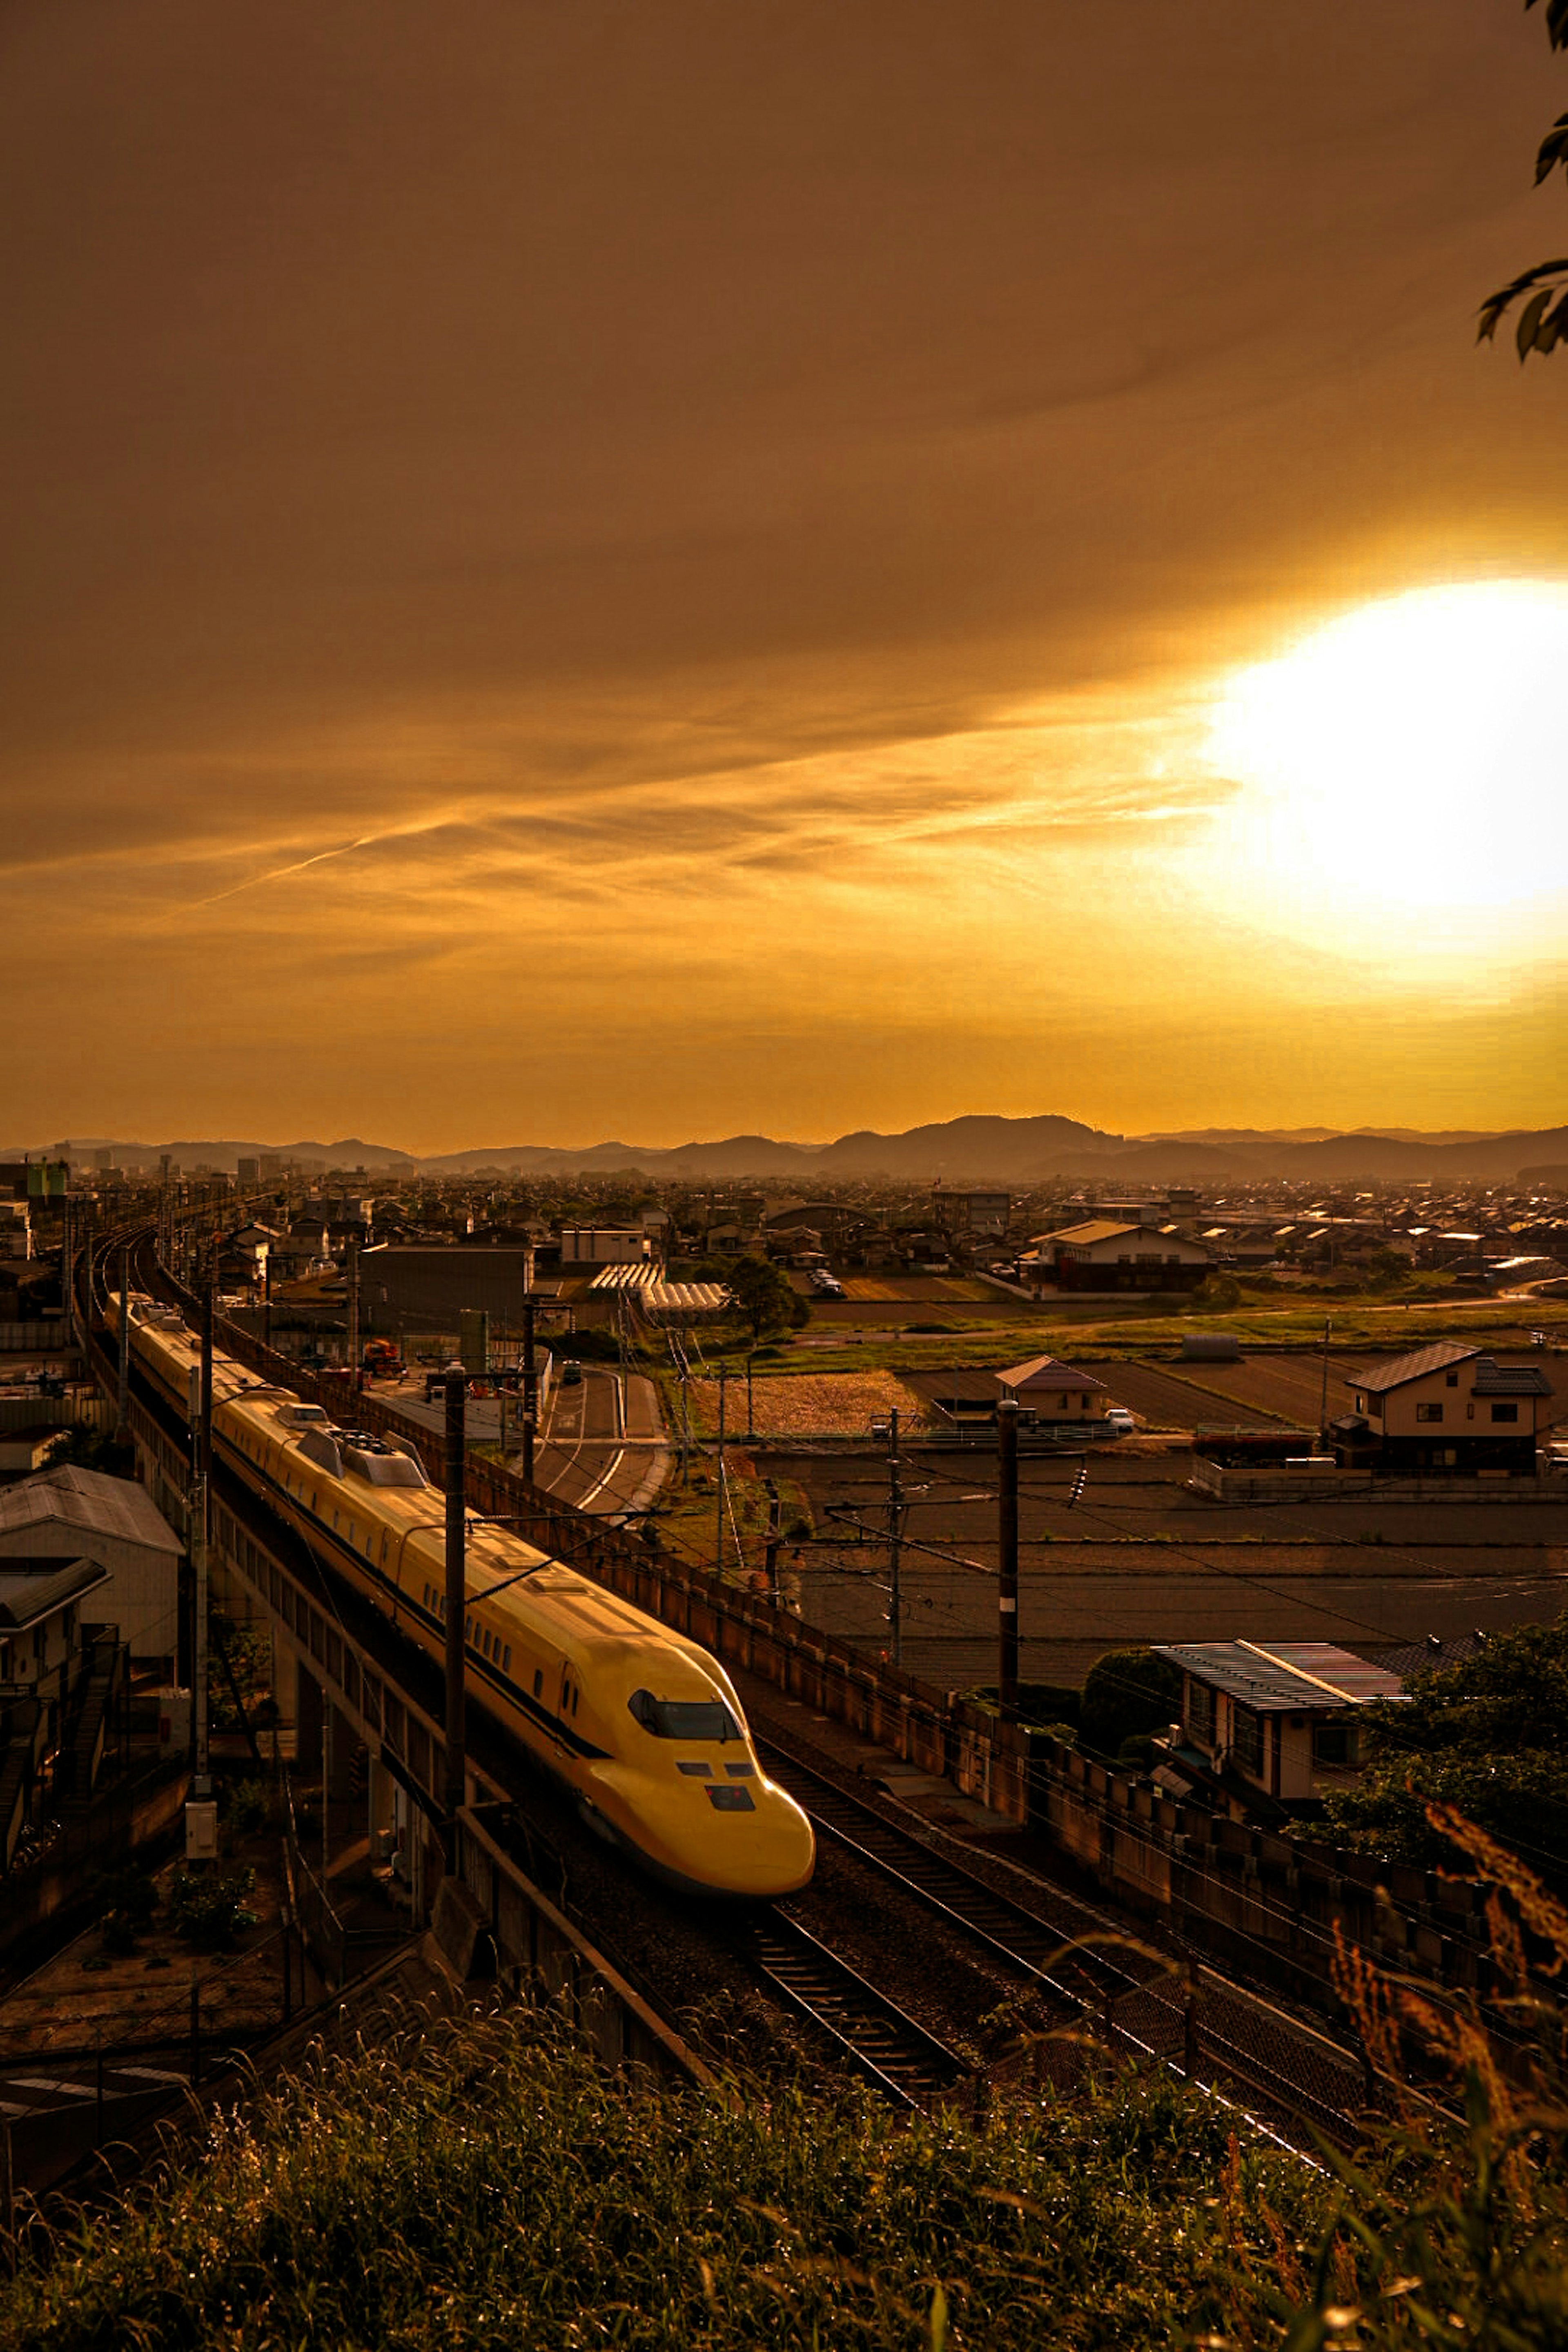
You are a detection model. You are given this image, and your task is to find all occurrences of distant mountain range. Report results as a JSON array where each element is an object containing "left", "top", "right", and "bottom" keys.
[{"left": 8, "top": 1114, "right": 1568, "bottom": 1184}]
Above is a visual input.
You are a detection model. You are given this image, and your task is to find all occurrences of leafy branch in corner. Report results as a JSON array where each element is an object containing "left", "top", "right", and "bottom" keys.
[{"left": 1478, "top": 0, "right": 1568, "bottom": 357}]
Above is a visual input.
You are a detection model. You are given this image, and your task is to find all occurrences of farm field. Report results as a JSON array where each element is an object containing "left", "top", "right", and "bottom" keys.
[
  {"left": 1076, "top": 1361, "right": 1278, "bottom": 1428},
  {"left": 836, "top": 1274, "right": 1000, "bottom": 1303},
  {"left": 1175, "top": 1352, "right": 1369, "bottom": 1423},
  {"left": 760, "top": 1448, "right": 1568, "bottom": 1691},
  {"left": 684, "top": 1371, "right": 924, "bottom": 1438}
]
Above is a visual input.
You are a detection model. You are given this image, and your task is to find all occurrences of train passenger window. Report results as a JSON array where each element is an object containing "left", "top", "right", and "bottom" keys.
[
  {"left": 502, "top": 1645, "right": 511, "bottom": 1674},
  {"left": 705, "top": 1784, "right": 755, "bottom": 1811},
  {"left": 533, "top": 1669, "right": 543, "bottom": 1698},
  {"left": 627, "top": 1691, "right": 741, "bottom": 1742}
]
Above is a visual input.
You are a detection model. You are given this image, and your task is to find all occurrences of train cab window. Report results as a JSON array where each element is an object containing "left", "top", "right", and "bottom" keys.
[{"left": 627, "top": 1691, "right": 741, "bottom": 1742}]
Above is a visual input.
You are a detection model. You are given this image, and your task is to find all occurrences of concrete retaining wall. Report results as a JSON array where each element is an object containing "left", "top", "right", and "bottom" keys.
[
  {"left": 1189, "top": 1459, "right": 1568, "bottom": 1505},
  {"left": 1029, "top": 1736, "right": 1549, "bottom": 2008}
]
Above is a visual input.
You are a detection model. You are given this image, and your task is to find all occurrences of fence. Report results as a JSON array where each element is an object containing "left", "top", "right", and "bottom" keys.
[
  {"left": 0, "top": 1320, "right": 71, "bottom": 1355},
  {"left": 0, "top": 1925, "right": 292, "bottom": 2214},
  {"left": 0, "top": 1760, "right": 189, "bottom": 1964},
  {"left": 1028, "top": 1735, "right": 1556, "bottom": 2011},
  {"left": 450, "top": 1807, "right": 713, "bottom": 2087},
  {"left": 281, "top": 1771, "right": 345, "bottom": 1991}
]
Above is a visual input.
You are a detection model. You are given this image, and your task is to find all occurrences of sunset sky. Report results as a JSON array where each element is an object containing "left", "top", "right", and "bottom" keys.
[{"left": 4, "top": 1, "right": 1567, "bottom": 1152}]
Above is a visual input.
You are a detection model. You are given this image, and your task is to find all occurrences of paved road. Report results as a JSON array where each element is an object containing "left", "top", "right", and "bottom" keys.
[{"left": 372, "top": 1367, "right": 669, "bottom": 1522}]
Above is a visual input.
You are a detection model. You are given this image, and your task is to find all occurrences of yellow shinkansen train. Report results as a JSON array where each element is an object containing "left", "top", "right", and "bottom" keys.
[{"left": 120, "top": 1297, "right": 814, "bottom": 1899}]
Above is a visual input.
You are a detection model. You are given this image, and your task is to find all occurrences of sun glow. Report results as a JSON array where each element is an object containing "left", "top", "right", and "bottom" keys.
[{"left": 1207, "top": 583, "right": 1568, "bottom": 909}]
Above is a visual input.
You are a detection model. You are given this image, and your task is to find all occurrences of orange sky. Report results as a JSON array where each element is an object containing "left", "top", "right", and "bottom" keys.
[{"left": 3, "top": 1, "right": 1566, "bottom": 1151}]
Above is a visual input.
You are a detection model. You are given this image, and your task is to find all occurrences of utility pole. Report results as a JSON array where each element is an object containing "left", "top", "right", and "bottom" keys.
[
  {"left": 61, "top": 1197, "right": 75, "bottom": 1350},
  {"left": 886, "top": 1407, "right": 904, "bottom": 1667},
  {"left": 764, "top": 1490, "right": 783, "bottom": 1602},
  {"left": 521, "top": 1294, "right": 536, "bottom": 1486},
  {"left": 746, "top": 1351, "right": 755, "bottom": 1442},
  {"left": 262, "top": 1247, "right": 273, "bottom": 1354},
  {"left": 680, "top": 1355, "right": 690, "bottom": 1487},
  {"left": 715, "top": 1367, "right": 727, "bottom": 1577},
  {"left": 193, "top": 1270, "right": 214, "bottom": 1795},
  {"left": 997, "top": 1397, "right": 1020, "bottom": 1720},
  {"left": 115, "top": 1241, "right": 131, "bottom": 1444},
  {"left": 347, "top": 1239, "right": 360, "bottom": 1389},
  {"left": 443, "top": 1372, "right": 467, "bottom": 1860},
  {"left": 1318, "top": 1316, "right": 1332, "bottom": 1446}
]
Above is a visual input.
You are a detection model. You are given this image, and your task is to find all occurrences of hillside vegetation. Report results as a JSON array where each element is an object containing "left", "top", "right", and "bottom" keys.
[{"left": 4, "top": 1965, "right": 1565, "bottom": 2351}]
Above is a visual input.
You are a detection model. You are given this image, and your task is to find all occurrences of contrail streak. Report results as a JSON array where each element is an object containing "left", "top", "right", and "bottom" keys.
[{"left": 193, "top": 834, "right": 379, "bottom": 907}]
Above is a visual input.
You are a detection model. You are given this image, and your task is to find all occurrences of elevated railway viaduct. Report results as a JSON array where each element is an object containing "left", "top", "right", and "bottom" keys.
[
  {"left": 69, "top": 1221, "right": 1544, "bottom": 2044},
  {"left": 69, "top": 1228, "right": 713, "bottom": 2075}
]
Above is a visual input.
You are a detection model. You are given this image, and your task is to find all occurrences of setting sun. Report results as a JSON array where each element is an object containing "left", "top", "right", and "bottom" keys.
[{"left": 1207, "top": 584, "right": 1568, "bottom": 910}]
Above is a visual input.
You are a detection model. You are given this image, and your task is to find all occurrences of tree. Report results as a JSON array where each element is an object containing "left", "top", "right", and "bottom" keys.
[
  {"left": 719, "top": 1255, "right": 809, "bottom": 1343},
  {"left": 1477, "top": 0, "right": 1568, "bottom": 358},
  {"left": 42, "top": 1425, "right": 136, "bottom": 1478},
  {"left": 1078, "top": 1646, "right": 1182, "bottom": 1762},
  {"left": 1314, "top": 1614, "right": 1568, "bottom": 1878}
]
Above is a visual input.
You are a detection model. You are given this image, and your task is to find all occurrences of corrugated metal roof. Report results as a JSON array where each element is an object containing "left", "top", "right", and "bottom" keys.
[
  {"left": 0, "top": 1556, "right": 111, "bottom": 1631},
  {"left": 0, "top": 1465, "right": 183, "bottom": 1553},
  {"left": 1154, "top": 1639, "right": 1405, "bottom": 1713}
]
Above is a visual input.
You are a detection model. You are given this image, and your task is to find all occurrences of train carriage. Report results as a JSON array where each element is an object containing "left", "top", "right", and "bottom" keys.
[{"left": 118, "top": 1297, "right": 813, "bottom": 1898}]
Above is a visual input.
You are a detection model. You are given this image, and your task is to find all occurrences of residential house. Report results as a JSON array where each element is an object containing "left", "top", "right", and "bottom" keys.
[
  {"left": 995, "top": 1355, "right": 1110, "bottom": 1424},
  {"left": 1340, "top": 1341, "right": 1554, "bottom": 1474},
  {"left": 1022, "top": 1219, "right": 1212, "bottom": 1294}
]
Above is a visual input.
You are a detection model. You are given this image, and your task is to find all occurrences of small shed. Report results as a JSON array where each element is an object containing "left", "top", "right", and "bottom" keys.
[{"left": 0, "top": 1466, "right": 183, "bottom": 1665}]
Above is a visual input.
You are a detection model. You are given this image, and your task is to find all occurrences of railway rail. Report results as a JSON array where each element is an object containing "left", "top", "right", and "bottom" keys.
[
  {"left": 762, "top": 1738, "right": 1377, "bottom": 2143},
  {"left": 70, "top": 1227, "right": 1401, "bottom": 2144},
  {"left": 746, "top": 1914, "right": 969, "bottom": 2109}
]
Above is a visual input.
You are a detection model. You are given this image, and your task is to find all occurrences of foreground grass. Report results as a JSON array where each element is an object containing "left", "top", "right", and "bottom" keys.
[
  {"left": 9, "top": 1968, "right": 1568, "bottom": 2350},
  {"left": 4, "top": 2003, "right": 1332, "bottom": 2351}
]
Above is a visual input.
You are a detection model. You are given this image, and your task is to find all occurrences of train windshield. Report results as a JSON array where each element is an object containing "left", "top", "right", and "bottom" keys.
[{"left": 628, "top": 1690, "right": 741, "bottom": 1743}]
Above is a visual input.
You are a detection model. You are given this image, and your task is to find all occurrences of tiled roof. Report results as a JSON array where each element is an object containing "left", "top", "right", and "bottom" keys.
[
  {"left": 1471, "top": 1359, "right": 1553, "bottom": 1396},
  {"left": 1354, "top": 1341, "right": 1478, "bottom": 1394},
  {"left": 995, "top": 1355, "right": 1106, "bottom": 1392},
  {"left": 1038, "top": 1220, "right": 1142, "bottom": 1247}
]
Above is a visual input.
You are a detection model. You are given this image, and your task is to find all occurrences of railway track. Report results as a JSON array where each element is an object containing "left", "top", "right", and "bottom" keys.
[
  {"left": 746, "top": 1913, "right": 969, "bottom": 2109},
  {"left": 74, "top": 1232, "right": 1373, "bottom": 2141},
  {"left": 762, "top": 1738, "right": 1376, "bottom": 2143}
]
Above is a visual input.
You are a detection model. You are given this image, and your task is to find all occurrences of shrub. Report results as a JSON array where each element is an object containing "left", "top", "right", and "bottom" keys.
[
  {"left": 221, "top": 1776, "right": 273, "bottom": 1838},
  {"left": 164, "top": 1862, "right": 258, "bottom": 1951},
  {"left": 89, "top": 1862, "right": 158, "bottom": 1957},
  {"left": 1079, "top": 1647, "right": 1181, "bottom": 1761}
]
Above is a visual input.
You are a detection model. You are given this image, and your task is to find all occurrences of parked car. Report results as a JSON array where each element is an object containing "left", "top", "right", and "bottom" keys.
[{"left": 1104, "top": 1407, "right": 1137, "bottom": 1436}]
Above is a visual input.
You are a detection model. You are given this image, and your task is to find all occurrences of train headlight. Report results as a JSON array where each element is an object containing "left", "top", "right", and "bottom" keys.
[{"left": 705, "top": 1784, "right": 755, "bottom": 1812}]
